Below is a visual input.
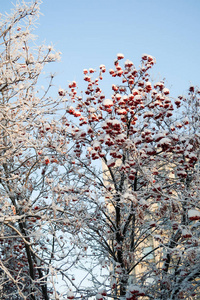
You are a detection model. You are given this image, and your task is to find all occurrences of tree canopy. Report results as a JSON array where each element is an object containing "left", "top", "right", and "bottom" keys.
[{"left": 0, "top": 1, "right": 199, "bottom": 300}]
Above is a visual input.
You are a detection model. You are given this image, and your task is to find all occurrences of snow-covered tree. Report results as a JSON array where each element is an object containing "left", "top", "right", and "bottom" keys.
[
  {"left": 0, "top": 1, "right": 78, "bottom": 299},
  {"left": 1, "top": 1, "right": 200, "bottom": 299},
  {"left": 64, "top": 53, "right": 200, "bottom": 300}
]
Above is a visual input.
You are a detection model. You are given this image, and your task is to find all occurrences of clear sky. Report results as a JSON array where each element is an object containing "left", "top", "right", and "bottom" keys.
[{"left": 1, "top": 0, "right": 200, "bottom": 98}]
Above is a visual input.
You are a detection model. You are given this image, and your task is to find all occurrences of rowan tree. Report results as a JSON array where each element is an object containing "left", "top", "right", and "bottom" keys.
[
  {"left": 1, "top": 1, "right": 200, "bottom": 300},
  {"left": 64, "top": 53, "right": 200, "bottom": 300}
]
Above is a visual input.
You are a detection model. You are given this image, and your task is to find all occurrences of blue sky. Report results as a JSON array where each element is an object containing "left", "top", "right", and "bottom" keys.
[{"left": 2, "top": 0, "right": 200, "bottom": 98}]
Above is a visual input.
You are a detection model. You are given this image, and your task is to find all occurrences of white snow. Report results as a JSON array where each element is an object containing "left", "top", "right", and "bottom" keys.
[{"left": 103, "top": 99, "right": 113, "bottom": 107}]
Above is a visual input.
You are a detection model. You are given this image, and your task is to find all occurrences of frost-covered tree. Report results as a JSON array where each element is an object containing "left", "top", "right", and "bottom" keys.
[
  {"left": 0, "top": 1, "right": 79, "bottom": 299},
  {"left": 63, "top": 53, "right": 200, "bottom": 300},
  {"left": 1, "top": 1, "right": 200, "bottom": 300}
]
